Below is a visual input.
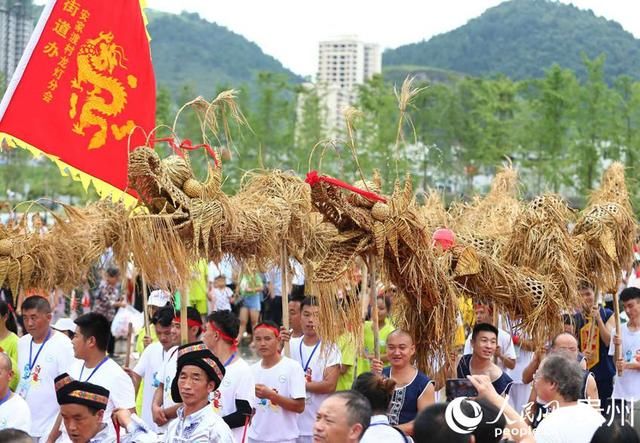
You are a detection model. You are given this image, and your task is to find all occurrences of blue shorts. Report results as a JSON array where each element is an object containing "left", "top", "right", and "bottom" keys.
[{"left": 242, "top": 294, "right": 261, "bottom": 311}]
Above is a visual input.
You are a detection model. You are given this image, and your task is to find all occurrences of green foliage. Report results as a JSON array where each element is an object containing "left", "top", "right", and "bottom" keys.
[
  {"left": 146, "top": 10, "right": 302, "bottom": 98},
  {"left": 294, "top": 85, "right": 327, "bottom": 170},
  {"left": 352, "top": 74, "right": 400, "bottom": 189},
  {"left": 383, "top": 0, "right": 640, "bottom": 83},
  {"left": 8, "top": 5, "right": 640, "bottom": 210}
]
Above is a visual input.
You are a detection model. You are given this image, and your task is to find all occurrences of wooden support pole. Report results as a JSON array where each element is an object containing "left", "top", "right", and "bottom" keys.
[
  {"left": 613, "top": 291, "right": 623, "bottom": 376},
  {"left": 359, "top": 257, "right": 369, "bottom": 320},
  {"left": 281, "top": 243, "right": 290, "bottom": 357},
  {"left": 369, "top": 256, "right": 380, "bottom": 360},
  {"left": 141, "top": 274, "right": 150, "bottom": 337}
]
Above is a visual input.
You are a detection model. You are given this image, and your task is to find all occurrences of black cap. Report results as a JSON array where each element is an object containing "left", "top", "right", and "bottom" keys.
[
  {"left": 55, "top": 373, "right": 109, "bottom": 410},
  {"left": 171, "top": 341, "right": 225, "bottom": 403}
]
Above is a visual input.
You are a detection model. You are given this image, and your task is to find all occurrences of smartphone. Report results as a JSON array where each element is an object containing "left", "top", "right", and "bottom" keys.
[{"left": 445, "top": 378, "right": 478, "bottom": 401}]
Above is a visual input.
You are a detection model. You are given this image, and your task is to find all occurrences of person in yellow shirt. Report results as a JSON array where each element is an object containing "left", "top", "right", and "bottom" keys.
[
  {"left": 358, "top": 296, "right": 395, "bottom": 375},
  {"left": 337, "top": 333, "right": 357, "bottom": 391},
  {"left": 189, "top": 259, "right": 209, "bottom": 318},
  {"left": 0, "top": 300, "right": 18, "bottom": 390},
  {"left": 455, "top": 295, "right": 475, "bottom": 348}
]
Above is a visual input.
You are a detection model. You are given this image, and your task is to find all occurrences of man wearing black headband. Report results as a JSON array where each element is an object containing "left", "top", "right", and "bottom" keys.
[
  {"left": 165, "top": 342, "right": 234, "bottom": 442},
  {"left": 55, "top": 373, "right": 157, "bottom": 443},
  {"left": 55, "top": 373, "right": 113, "bottom": 442}
]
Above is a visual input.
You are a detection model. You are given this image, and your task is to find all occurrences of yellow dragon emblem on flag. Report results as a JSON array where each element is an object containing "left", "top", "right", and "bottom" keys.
[{"left": 69, "top": 32, "right": 138, "bottom": 150}]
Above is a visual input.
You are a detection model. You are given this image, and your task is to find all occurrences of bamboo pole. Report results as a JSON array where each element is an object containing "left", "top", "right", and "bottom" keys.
[
  {"left": 369, "top": 256, "right": 380, "bottom": 360},
  {"left": 359, "top": 257, "right": 369, "bottom": 320},
  {"left": 585, "top": 289, "right": 600, "bottom": 368},
  {"left": 492, "top": 303, "right": 499, "bottom": 364},
  {"left": 141, "top": 274, "right": 150, "bottom": 337},
  {"left": 125, "top": 323, "right": 133, "bottom": 368},
  {"left": 281, "top": 243, "right": 290, "bottom": 357},
  {"left": 613, "top": 291, "right": 623, "bottom": 376}
]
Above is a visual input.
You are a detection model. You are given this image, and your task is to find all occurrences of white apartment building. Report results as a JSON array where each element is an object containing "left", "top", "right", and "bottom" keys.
[
  {"left": 0, "top": 0, "right": 34, "bottom": 85},
  {"left": 314, "top": 36, "right": 381, "bottom": 135}
]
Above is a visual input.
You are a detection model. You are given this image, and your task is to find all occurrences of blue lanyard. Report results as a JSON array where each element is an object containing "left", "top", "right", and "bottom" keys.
[
  {"left": 299, "top": 340, "right": 320, "bottom": 372},
  {"left": 79, "top": 356, "right": 109, "bottom": 382},
  {"left": 28, "top": 329, "right": 52, "bottom": 371},
  {"left": 223, "top": 353, "right": 236, "bottom": 367},
  {"left": 0, "top": 390, "right": 10, "bottom": 407}
]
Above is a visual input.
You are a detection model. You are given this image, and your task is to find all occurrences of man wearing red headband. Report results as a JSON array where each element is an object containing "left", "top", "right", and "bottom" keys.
[
  {"left": 151, "top": 307, "right": 202, "bottom": 432},
  {"left": 203, "top": 310, "right": 255, "bottom": 442},
  {"left": 249, "top": 321, "right": 306, "bottom": 443}
]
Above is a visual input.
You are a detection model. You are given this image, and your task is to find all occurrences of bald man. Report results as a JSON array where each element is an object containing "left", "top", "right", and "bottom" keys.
[
  {"left": 0, "top": 353, "right": 31, "bottom": 433},
  {"left": 523, "top": 332, "right": 599, "bottom": 428}
]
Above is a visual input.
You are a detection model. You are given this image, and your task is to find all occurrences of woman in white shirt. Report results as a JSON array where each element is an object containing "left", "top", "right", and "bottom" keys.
[{"left": 353, "top": 372, "right": 409, "bottom": 443}]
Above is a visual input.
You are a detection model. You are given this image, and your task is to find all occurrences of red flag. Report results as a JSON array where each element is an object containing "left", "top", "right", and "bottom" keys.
[{"left": 0, "top": 0, "right": 155, "bottom": 203}]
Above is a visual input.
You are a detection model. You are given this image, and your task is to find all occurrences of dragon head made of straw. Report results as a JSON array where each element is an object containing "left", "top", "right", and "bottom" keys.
[{"left": 306, "top": 171, "right": 459, "bottom": 373}]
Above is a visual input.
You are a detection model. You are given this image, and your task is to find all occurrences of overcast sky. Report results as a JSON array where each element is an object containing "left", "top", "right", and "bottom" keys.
[{"left": 36, "top": 0, "right": 640, "bottom": 77}]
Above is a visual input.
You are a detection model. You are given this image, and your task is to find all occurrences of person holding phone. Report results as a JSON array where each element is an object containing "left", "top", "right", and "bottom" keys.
[{"left": 372, "top": 329, "right": 435, "bottom": 437}]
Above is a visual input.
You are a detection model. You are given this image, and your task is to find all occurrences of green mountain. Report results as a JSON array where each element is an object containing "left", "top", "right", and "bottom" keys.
[
  {"left": 383, "top": 0, "right": 640, "bottom": 82},
  {"left": 382, "top": 65, "right": 464, "bottom": 85},
  {"left": 146, "top": 10, "right": 302, "bottom": 96}
]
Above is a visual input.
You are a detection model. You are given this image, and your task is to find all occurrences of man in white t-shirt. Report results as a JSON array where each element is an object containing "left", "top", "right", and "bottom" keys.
[
  {"left": 463, "top": 303, "right": 516, "bottom": 372},
  {"left": 609, "top": 287, "right": 640, "bottom": 401},
  {"left": 533, "top": 354, "right": 604, "bottom": 442},
  {"left": 203, "top": 310, "right": 255, "bottom": 442},
  {"left": 126, "top": 306, "right": 177, "bottom": 432},
  {"left": 284, "top": 296, "right": 341, "bottom": 443},
  {"left": 48, "top": 312, "right": 137, "bottom": 442},
  {"left": 290, "top": 258, "right": 305, "bottom": 299},
  {"left": 17, "top": 296, "right": 75, "bottom": 441},
  {"left": 507, "top": 325, "right": 535, "bottom": 414},
  {"left": 0, "top": 353, "right": 31, "bottom": 433},
  {"left": 250, "top": 321, "right": 305, "bottom": 443},
  {"left": 151, "top": 307, "right": 202, "bottom": 430}
]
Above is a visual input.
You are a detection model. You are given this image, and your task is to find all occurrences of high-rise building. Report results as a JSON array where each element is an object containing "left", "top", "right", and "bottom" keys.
[
  {"left": 314, "top": 36, "right": 381, "bottom": 135},
  {"left": 0, "top": 0, "right": 34, "bottom": 85}
]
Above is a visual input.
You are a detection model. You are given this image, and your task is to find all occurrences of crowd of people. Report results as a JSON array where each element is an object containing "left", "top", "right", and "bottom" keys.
[{"left": 0, "top": 256, "right": 637, "bottom": 443}]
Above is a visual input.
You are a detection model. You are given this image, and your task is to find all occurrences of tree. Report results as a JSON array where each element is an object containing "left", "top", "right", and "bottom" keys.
[
  {"left": 610, "top": 76, "right": 640, "bottom": 168},
  {"left": 410, "top": 82, "right": 459, "bottom": 192},
  {"left": 524, "top": 65, "right": 578, "bottom": 193},
  {"left": 573, "top": 54, "right": 612, "bottom": 193},
  {"left": 241, "top": 72, "right": 297, "bottom": 171},
  {"left": 354, "top": 74, "right": 399, "bottom": 190},
  {"left": 155, "top": 86, "right": 173, "bottom": 137},
  {"left": 294, "top": 84, "right": 326, "bottom": 172}
]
